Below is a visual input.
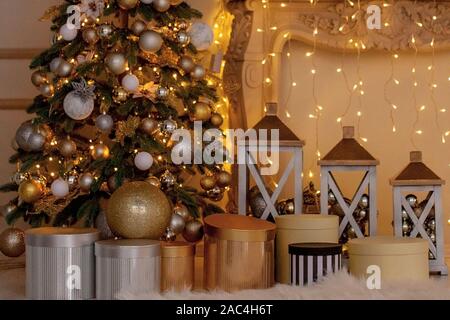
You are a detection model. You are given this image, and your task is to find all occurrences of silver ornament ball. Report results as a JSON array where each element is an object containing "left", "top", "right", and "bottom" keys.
[
  {"left": 59, "top": 139, "right": 77, "bottom": 158},
  {"left": 160, "top": 170, "right": 176, "bottom": 189},
  {"left": 140, "top": 118, "right": 158, "bottom": 135},
  {"left": 177, "top": 31, "right": 190, "bottom": 45},
  {"left": 82, "top": 27, "right": 99, "bottom": 44},
  {"left": 50, "top": 57, "right": 63, "bottom": 73},
  {"left": 359, "top": 194, "right": 369, "bottom": 209},
  {"left": 139, "top": 30, "right": 163, "bottom": 53},
  {"left": 157, "top": 86, "right": 169, "bottom": 99},
  {"left": 162, "top": 119, "right": 177, "bottom": 134},
  {"left": 105, "top": 52, "right": 127, "bottom": 75},
  {"left": 96, "top": 114, "right": 114, "bottom": 132},
  {"left": 98, "top": 24, "right": 113, "bottom": 38},
  {"left": 182, "top": 220, "right": 204, "bottom": 243},
  {"left": 27, "top": 132, "right": 46, "bottom": 151},
  {"left": 406, "top": 194, "right": 417, "bottom": 208},
  {"left": 169, "top": 213, "right": 186, "bottom": 235},
  {"left": 15, "top": 121, "right": 34, "bottom": 151},
  {"left": 173, "top": 204, "right": 191, "bottom": 222},
  {"left": 40, "top": 83, "right": 54, "bottom": 98}
]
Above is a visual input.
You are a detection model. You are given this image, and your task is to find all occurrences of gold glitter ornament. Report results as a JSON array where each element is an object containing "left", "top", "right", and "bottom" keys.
[
  {"left": 90, "top": 143, "right": 110, "bottom": 160},
  {"left": 191, "top": 102, "right": 211, "bottom": 121},
  {"left": 0, "top": 228, "right": 25, "bottom": 257},
  {"left": 106, "top": 181, "right": 172, "bottom": 239}
]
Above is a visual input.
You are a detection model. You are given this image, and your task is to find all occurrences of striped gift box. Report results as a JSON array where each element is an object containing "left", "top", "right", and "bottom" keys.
[{"left": 289, "top": 243, "right": 343, "bottom": 286}]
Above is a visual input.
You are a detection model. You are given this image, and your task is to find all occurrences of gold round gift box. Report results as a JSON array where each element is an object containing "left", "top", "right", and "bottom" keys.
[
  {"left": 203, "top": 214, "right": 276, "bottom": 292},
  {"left": 160, "top": 241, "right": 196, "bottom": 292}
]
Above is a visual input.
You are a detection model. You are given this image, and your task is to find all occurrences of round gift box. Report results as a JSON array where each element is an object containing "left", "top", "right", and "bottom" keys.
[
  {"left": 289, "top": 243, "right": 343, "bottom": 286},
  {"left": 203, "top": 214, "right": 276, "bottom": 292},
  {"left": 161, "top": 241, "right": 195, "bottom": 292},
  {"left": 275, "top": 214, "right": 339, "bottom": 284},
  {"left": 25, "top": 227, "right": 100, "bottom": 300},
  {"left": 95, "top": 239, "right": 161, "bottom": 300},
  {"left": 348, "top": 236, "right": 429, "bottom": 282}
]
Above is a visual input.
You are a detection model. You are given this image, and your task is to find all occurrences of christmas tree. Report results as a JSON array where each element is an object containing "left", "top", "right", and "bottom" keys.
[{"left": 0, "top": 0, "right": 230, "bottom": 246}]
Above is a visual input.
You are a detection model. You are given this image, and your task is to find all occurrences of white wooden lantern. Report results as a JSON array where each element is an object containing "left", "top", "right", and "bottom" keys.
[
  {"left": 319, "top": 126, "right": 379, "bottom": 240},
  {"left": 238, "top": 102, "right": 305, "bottom": 219},
  {"left": 391, "top": 151, "right": 448, "bottom": 275}
]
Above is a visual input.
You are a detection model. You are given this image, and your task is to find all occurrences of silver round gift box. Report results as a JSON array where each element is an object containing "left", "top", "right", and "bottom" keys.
[
  {"left": 25, "top": 227, "right": 100, "bottom": 300},
  {"left": 95, "top": 239, "right": 161, "bottom": 300}
]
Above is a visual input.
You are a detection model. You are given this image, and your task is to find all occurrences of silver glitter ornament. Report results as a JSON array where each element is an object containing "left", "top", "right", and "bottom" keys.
[
  {"left": 161, "top": 227, "right": 176, "bottom": 242},
  {"left": 15, "top": 121, "right": 34, "bottom": 151},
  {"left": 191, "top": 64, "right": 205, "bottom": 80},
  {"left": 173, "top": 204, "right": 191, "bottom": 222},
  {"left": 157, "top": 86, "right": 169, "bottom": 99},
  {"left": 207, "top": 186, "right": 223, "bottom": 202},
  {"left": 162, "top": 119, "right": 177, "bottom": 134},
  {"left": 328, "top": 192, "right": 337, "bottom": 205}
]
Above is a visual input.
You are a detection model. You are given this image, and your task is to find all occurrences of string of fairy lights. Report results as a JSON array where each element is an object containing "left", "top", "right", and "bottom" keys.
[{"left": 254, "top": 0, "right": 449, "bottom": 180}]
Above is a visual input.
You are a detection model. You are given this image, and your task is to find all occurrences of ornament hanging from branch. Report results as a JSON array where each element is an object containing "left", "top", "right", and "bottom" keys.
[{"left": 63, "top": 79, "right": 96, "bottom": 120}]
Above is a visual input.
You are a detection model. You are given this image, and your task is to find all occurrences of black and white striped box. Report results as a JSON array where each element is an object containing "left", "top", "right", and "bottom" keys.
[{"left": 289, "top": 243, "right": 343, "bottom": 286}]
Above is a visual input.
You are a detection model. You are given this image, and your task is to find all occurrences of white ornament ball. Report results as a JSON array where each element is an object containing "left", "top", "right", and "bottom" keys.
[
  {"left": 60, "top": 24, "right": 78, "bottom": 41},
  {"left": 51, "top": 178, "right": 70, "bottom": 199},
  {"left": 188, "top": 22, "right": 214, "bottom": 51},
  {"left": 122, "top": 74, "right": 140, "bottom": 92},
  {"left": 105, "top": 53, "right": 127, "bottom": 75},
  {"left": 64, "top": 91, "right": 95, "bottom": 120},
  {"left": 134, "top": 152, "right": 154, "bottom": 171}
]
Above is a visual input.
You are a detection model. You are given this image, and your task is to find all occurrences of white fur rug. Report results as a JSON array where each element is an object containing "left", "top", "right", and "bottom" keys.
[
  {"left": 119, "top": 270, "right": 450, "bottom": 300},
  {"left": 1, "top": 268, "right": 449, "bottom": 300}
]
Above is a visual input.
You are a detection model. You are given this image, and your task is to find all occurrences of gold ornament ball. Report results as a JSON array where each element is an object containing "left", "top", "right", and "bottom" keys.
[
  {"left": 146, "top": 176, "right": 161, "bottom": 188},
  {"left": 0, "top": 228, "right": 25, "bottom": 258},
  {"left": 118, "top": 0, "right": 139, "bottom": 9},
  {"left": 200, "top": 175, "right": 216, "bottom": 191},
  {"left": 153, "top": 0, "right": 171, "bottom": 12},
  {"left": 82, "top": 27, "right": 100, "bottom": 44},
  {"left": 210, "top": 112, "right": 224, "bottom": 127},
  {"left": 106, "top": 181, "right": 172, "bottom": 239},
  {"left": 59, "top": 138, "right": 77, "bottom": 158},
  {"left": 114, "top": 87, "right": 129, "bottom": 103},
  {"left": 18, "top": 180, "right": 43, "bottom": 203},
  {"left": 131, "top": 20, "right": 147, "bottom": 36},
  {"left": 31, "top": 71, "right": 47, "bottom": 87},
  {"left": 40, "top": 83, "right": 54, "bottom": 98},
  {"left": 182, "top": 220, "right": 204, "bottom": 243},
  {"left": 139, "top": 30, "right": 163, "bottom": 53},
  {"left": 192, "top": 102, "right": 212, "bottom": 121},
  {"left": 91, "top": 143, "right": 110, "bottom": 160},
  {"left": 140, "top": 118, "right": 158, "bottom": 135},
  {"left": 216, "top": 171, "right": 232, "bottom": 188}
]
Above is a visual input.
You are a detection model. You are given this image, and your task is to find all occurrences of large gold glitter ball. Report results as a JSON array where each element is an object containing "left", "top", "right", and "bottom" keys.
[
  {"left": 18, "top": 180, "right": 43, "bottom": 203},
  {"left": 106, "top": 181, "right": 172, "bottom": 239},
  {"left": 0, "top": 228, "right": 25, "bottom": 257}
]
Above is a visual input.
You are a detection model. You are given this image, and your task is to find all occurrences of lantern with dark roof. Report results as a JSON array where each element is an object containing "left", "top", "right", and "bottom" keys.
[
  {"left": 238, "top": 102, "right": 305, "bottom": 219},
  {"left": 391, "top": 151, "right": 448, "bottom": 275},
  {"left": 318, "top": 126, "right": 379, "bottom": 242}
]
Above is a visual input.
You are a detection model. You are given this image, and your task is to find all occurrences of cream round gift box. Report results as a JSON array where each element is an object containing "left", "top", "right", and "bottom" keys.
[
  {"left": 25, "top": 227, "right": 100, "bottom": 300},
  {"left": 348, "top": 236, "right": 429, "bottom": 282},
  {"left": 275, "top": 214, "right": 339, "bottom": 284},
  {"left": 204, "top": 214, "right": 276, "bottom": 292},
  {"left": 95, "top": 239, "right": 161, "bottom": 300}
]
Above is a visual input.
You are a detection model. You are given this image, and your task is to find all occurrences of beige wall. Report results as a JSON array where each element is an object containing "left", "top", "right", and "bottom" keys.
[
  {"left": 272, "top": 41, "right": 450, "bottom": 247},
  {"left": 0, "top": 0, "right": 222, "bottom": 258}
]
